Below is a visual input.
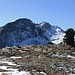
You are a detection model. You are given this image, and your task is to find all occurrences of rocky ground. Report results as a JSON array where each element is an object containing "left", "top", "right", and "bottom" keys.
[{"left": 0, "top": 44, "right": 75, "bottom": 75}]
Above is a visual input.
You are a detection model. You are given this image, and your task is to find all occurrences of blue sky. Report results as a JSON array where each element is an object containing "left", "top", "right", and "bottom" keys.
[{"left": 0, "top": 0, "right": 75, "bottom": 30}]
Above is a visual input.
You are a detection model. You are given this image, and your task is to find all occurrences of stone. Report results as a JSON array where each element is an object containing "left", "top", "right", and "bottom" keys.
[{"left": 1, "top": 48, "right": 10, "bottom": 53}]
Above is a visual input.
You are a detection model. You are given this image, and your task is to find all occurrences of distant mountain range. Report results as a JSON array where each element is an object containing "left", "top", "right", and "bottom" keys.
[{"left": 0, "top": 18, "right": 65, "bottom": 48}]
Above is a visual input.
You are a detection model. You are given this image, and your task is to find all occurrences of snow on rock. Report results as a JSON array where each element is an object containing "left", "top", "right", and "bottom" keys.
[
  {"left": 10, "top": 56, "right": 22, "bottom": 59},
  {"left": 0, "top": 61, "right": 16, "bottom": 66},
  {"left": 41, "top": 22, "right": 65, "bottom": 44},
  {"left": 51, "top": 33, "right": 65, "bottom": 44},
  {"left": 0, "top": 58, "right": 47, "bottom": 75},
  {"left": 0, "top": 71, "right": 31, "bottom": 75},
  {"left": 0, "top": 58, "right": 31, "bottom": 75},
  {"left": 0, "top": 18, "right": 65, "bottom": 48},
  {"left": 67, "top": 55, "right": 75, "bottom": 59},
  {"left": 39, "top": 72, "right": 47, "bottom": 75}
]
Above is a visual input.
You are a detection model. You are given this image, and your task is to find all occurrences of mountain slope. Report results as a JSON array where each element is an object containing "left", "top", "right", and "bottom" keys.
[{"left": 0, "top": 18, "right": 65, "bottom": 48}]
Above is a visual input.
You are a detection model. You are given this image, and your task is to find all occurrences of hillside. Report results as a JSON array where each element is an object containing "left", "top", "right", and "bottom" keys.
[
  {"left": 0, "top": 44, "right": 74, "bottom": 75},
  {"left": 0, "top": 18, "right": 74, "bottom": 75}
]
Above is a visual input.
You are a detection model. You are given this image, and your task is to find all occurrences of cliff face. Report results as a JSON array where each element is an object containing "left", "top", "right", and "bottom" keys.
[{"left": 0, "top": 18, "right": 64, "bottom": 48}]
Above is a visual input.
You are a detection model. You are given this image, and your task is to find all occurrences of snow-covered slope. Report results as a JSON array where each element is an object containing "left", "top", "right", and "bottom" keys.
[
  {"left": 39, "top": 21, "right": 65, "bottom": 44},
  {"left": 0, "top": 18, "right": 65, "bottom": 48}
]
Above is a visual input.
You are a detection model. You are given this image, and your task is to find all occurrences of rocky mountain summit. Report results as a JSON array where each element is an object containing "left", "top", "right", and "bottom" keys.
[
  {"left": 0, "top": 44, "right": 75, "bottom": 75},
  {"left": 0, "top": 18, "right": 64, "bottom": 48}
]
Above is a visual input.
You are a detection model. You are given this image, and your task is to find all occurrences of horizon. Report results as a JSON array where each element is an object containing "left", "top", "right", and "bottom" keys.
[{"left": 0, "top": 0, "right": 75, "bottom": 30}]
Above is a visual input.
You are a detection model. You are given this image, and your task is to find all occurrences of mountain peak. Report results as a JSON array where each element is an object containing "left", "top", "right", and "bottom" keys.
[
  {"left": 15, "top": 18, "right": 33, "bottom": 25},
  {"left": 40, "top": 21, "right": 51, "bottom": 30},
  {"left": 0, "top": 18, "right": 65, "bottom": 48}
]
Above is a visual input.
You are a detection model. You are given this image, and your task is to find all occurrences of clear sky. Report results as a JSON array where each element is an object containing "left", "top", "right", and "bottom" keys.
[{"left": 0, "top": 0, "right": 75, "bottom": 30}]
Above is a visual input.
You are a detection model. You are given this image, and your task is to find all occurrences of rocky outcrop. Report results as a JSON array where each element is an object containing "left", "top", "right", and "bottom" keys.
[{"left": 63, "top": 28, "right": 75, "bottom": 46}]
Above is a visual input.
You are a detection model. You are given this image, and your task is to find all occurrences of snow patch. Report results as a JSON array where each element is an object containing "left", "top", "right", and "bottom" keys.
[
  {"left": 0, "top": 61, "right": 16, "bottom": 66},
  {"left": 51, "top": 33, "right": 65, "bottom": 44},
  {"left": 10, "top": 56, "right": 22, "bottom": 59},
  {"left": 67, "top": 55, "right": 75, "bottom": 59},
  {"left": 0, "top": 71, "right": 31, "bottom": 75},
  {"left": 0, "top": 60, "right": 31, "bottom": 75}
]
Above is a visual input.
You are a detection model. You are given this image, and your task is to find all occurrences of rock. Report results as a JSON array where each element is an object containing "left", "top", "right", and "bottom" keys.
[
  {"left": 1, "top": 48, "right": 10, "bottom": 53},
  {"left": 47, "top": 42, "right": 54, "bottom": 44}
]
